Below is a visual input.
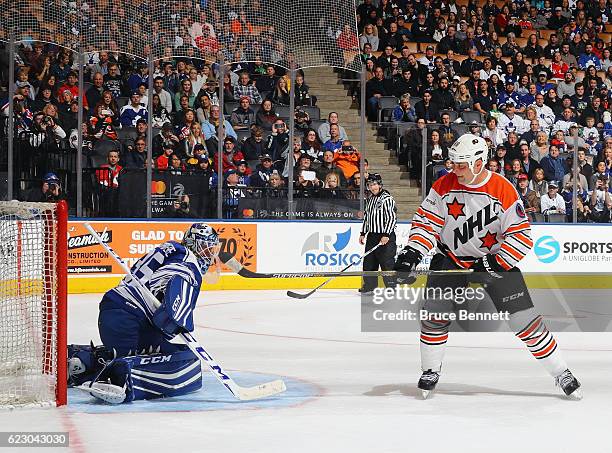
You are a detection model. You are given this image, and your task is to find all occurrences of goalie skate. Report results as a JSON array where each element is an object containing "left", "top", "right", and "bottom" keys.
[
  {"left": 555, "top": 369, "right": 582, "bottom": 401},
  {"left": 418, "top": 370, "right": 440, "bottom": 399}
]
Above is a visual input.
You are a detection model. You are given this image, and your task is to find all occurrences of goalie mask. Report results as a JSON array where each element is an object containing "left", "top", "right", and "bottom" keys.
[
  {"left": 448, "top": 134, "right": 488, "bottom": 184},
  {"left": 183, "top": 223, "right": 220, "bottom": 267}
]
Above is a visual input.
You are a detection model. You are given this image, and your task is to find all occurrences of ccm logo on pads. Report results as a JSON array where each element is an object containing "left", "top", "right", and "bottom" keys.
[{"left": 139, "top": 355, "right": 172, "bottom": 365}]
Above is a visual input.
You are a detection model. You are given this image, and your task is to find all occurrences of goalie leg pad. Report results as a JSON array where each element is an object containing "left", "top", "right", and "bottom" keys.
[
  {"left": 129, "top": 347, "right": 202, "bottom": 401},
  {"left": 90, "top": 346, "right": 202, "bottom": 403}
]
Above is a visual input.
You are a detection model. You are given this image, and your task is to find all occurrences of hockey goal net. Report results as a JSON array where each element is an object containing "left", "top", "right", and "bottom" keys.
[{"left": 0, "top": 200, "right": 67, "bottom": 408}]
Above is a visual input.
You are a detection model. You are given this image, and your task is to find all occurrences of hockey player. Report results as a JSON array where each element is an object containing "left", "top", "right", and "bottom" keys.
[
  {"left": 394, "top": 134, "right": 582, "bottom": 400},
  {"left": 68, "top": 223, "right": 220, "bottom": 404}
]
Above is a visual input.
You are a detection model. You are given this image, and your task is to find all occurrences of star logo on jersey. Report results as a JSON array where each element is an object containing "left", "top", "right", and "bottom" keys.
[
  {"left": 446, "top": 198, "right": 465, "bottom": 220},
  {"left": 479, "top": 231, "right": 498, "bottom": 251}
]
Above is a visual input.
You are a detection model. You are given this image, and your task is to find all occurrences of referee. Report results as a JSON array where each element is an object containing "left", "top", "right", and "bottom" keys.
[{"left": 359, "top": 173, "right": 397, "bottom": 293}]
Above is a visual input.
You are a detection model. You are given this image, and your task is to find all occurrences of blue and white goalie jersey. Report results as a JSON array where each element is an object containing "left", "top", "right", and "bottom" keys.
[{"left": 108, "top": 241, "right": 207, "bottom": 336}]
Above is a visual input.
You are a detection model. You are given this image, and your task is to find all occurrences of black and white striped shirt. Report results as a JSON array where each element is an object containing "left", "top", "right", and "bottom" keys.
[{"left": 361, "top": 189, "right": 397, "bottom": 236}]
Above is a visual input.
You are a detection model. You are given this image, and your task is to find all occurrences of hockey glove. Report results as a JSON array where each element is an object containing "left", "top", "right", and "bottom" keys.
[
  {"left": 152, "top": 304, "right": 183, "bottom": 337},
  {"left": 471, "top": 254, "right": 505, "bottom": 285},
  {"left": 393, "top": 247, "right": 423, "bottom": 285},
  {"left": 67, "top": 343, "right": 116, "bottom": 387}
]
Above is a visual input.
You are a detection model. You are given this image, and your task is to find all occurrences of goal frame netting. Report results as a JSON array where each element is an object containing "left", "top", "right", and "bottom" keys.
[{"left": 0, "top": 200, "right": 68, "bottom": 409}]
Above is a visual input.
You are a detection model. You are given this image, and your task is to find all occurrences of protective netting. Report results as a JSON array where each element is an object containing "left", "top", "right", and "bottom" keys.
[
  {"left": 0, "top": 201, "right": 59, "bottom": 409},
  {"left": 0, "top": 0, "right": 361, "bottom": 70}
]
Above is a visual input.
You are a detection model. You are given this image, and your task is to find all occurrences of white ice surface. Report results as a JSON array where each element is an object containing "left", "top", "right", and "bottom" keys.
[{"left": 1, "top": 289, "right": 611, "bottom": 453}]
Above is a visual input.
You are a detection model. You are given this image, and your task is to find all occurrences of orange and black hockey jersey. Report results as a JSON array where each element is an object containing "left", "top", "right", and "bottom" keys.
[{"left": 408, "top": 171, "right": 533, "bottom": 270}]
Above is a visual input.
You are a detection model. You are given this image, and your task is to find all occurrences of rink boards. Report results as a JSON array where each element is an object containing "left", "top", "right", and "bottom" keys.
[{"left": 66, "top": 220, "right": 612, "bottom": 293}]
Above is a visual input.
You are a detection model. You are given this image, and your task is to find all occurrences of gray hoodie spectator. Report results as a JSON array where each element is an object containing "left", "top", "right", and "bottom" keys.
[
  {"left": 556, "top": 74, "right": 576, "bottom": 98},
  {"left": 317, "top": 112, "right": 349, "bottom": 143}
]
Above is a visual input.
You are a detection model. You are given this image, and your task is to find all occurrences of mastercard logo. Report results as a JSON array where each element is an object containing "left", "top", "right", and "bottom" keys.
[
  {"left": 242, "top": 208, "right": 254, "bottom": 218},
  {"left": 151, "top": 181, "right": 166, "bottom": 194}
]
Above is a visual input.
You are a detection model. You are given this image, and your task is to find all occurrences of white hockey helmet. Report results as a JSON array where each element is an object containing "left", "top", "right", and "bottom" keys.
[{"left": 448, "top": 134, "right": 488, "bottom": 175}]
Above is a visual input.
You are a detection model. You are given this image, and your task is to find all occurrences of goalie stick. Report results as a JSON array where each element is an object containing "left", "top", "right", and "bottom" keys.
[{"left": 83, "top": 223, "right": 286, "bottom": 401}]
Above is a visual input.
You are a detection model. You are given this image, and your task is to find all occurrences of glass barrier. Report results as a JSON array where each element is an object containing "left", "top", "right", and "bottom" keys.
[
  {"left": 2, "top": 33, "right": 610, "bottom": 225},
  {"left": 378, "top": 119, "right": 606, "bottom": 225},
  {"left": 1, "top": 43, "right": 366, "bottom": 220},
  {"left": 0, "top": 117, "right": 7, "bottom": 200}
]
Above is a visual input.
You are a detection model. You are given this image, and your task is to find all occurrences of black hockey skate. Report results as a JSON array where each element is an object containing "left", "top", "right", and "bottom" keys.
[
  {"left": 358, "top": 287, "right": 375, "bottom": 296},
  {"left": 418, "top": 370, "right": 440, "bottom": 399},
  {"left": 555, "top": 369, "right": 582, "bottom": 400}
]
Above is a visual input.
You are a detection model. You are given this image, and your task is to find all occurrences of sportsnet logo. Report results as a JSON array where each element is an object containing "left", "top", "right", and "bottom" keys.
[
  {"left": 301, "top": 228, "right": 361, "bottom": 269},
  {"left": 533, "top": 234, "right": 612, "bottom": 265},
  {"left": 534, "top": 236, "right": 560, "bottom": 263}
]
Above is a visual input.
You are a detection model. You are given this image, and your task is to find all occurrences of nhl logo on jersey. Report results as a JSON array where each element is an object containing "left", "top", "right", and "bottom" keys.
[{"left": 516, "top": 203, "right": 526, "bottom": 219}]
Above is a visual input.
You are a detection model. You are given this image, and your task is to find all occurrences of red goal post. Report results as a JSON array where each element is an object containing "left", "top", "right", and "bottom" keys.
[{"left": 0, "top": 200, "right": 67, "bottom": 408}]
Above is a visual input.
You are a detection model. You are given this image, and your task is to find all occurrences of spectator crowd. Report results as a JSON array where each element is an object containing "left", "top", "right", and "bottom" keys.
[
  {"left": 359, "top": 0, "right": 612, "bottom": 222},
  {"left": 1, "top": 0, "right": 612, "bottom": 222},
  {"left": 0, "top": 0, "right": 368, "bottom": 217}
]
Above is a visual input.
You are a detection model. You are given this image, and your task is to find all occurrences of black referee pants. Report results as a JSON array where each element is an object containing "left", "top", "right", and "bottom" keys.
[{"left": 362, "top": 232, "right": 396, "bottom": 291}]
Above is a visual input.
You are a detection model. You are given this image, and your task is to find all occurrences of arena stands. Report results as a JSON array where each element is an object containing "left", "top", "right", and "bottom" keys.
[
  {"left": 353, "top": 0, "right": 612, "bottom": 223},
  {"left": 0, "top": 0, "right": 365, "bottom": 219},
  {"left": 0, "top": 0, "right": 611, "bottom": 223}
]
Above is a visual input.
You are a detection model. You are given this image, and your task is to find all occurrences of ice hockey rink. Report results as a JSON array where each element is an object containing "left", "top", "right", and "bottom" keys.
[{"left": 2, "top": 288, "right": 611, "bottom": 453}]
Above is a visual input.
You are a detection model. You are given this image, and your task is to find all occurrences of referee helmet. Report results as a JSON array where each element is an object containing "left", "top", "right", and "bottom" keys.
[{"left": 367, "top": 173, "right": 383, "bottom": 186}]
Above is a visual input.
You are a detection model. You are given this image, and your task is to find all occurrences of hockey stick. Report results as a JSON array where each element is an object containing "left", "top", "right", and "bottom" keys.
[
  {"left": 219, "top": 251, "right": 472, "bottom": 279},
  {"left": 83, "top": 223, "right": 286, "bottom": 401},
  {"left": 219, "top": 252, "right": 472, "bottom": 278},
  {"left": 286, "top": 243, "right": 383, "bottom": 299}
]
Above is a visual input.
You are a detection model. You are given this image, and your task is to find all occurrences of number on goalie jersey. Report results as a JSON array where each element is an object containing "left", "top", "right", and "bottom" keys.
[
  {"left": 103, "top": 240, "right": 205, "bottom": 350},
  {"left": 68, "top": 223, "right": 221, "bottom": 404}
]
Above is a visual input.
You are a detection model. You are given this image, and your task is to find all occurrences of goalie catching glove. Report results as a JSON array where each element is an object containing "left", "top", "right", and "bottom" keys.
[{"left": 393, "top": 247, "right": 423, "bottom": 285}]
